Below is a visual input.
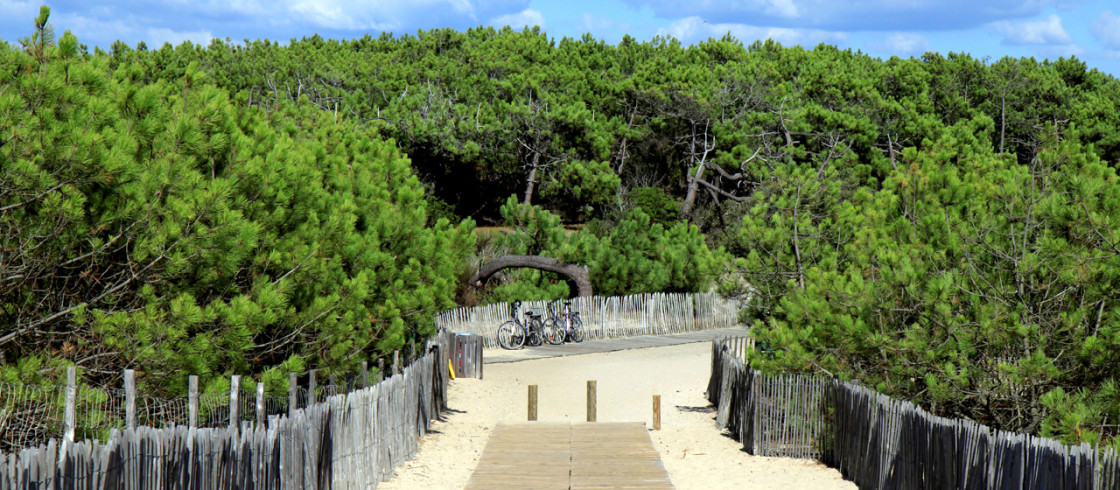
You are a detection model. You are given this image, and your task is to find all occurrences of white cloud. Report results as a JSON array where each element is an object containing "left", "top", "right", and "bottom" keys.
[
  {"left": 53, "top": 13, "right": 136, "bottom": 45},
  {"left": 580, "top": 13, "right": 616, "bottom": 32},
  {"left": 627, "top": 0, "right": 1073, "bottom": 31},
  {"left": 284, "top": 0, "right": 480, "bottom": 31},
  {"left": 490, "top": 8, "right": 544, "bottom": 28},
  {"left": 290, "top": 0, "right": 362, "bottom": 30},
  {"left": 876, "top": 32, "right": 929, "bottom": 56},
  {"left": 760, "top": 0, "right": 799, "bottom": 18},
  {"left": 166, "top": 0, "right": 487, "bottom": 32},
  {"left": 52, "top": 13, "right": 212, "bottom": 48},
  {"left": 661, "top": 16, "right": 702, "bottom": 41},
  {"left": 0, "top": 0, "right": 36, "bottom": 17},
  {"left": 1091, "top": 11, "right": 1120, "bottom": 50},
  {"left": 1036, "top": 43, "right": 1083, "bottom": 59},
  {"left": 3, "top": 0, "right": 535, "bottom": 48},
  {"left": 660, "top": 16, "right": 846, "bottom": 47},
  {"left": 990, "top": 14, "right": 1071, "bottom": 45},
  {"left": 147, "top": 27, "right": 214, "bottom": 47}
]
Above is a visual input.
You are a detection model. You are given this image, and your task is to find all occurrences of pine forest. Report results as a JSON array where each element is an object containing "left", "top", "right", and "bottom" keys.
[{"left": 4, "top": 6, "right": 1120, "bottom": 448}]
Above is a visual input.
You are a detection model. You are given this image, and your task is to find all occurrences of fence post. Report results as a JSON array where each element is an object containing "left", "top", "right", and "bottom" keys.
[
  {"left": 124, "top": 369, "right": 136, "bottom": 431},
  {"left": 64, "top": 366, "right": 76, "bottom": 443},
  {"left": 653, "top": 394, "right": 661, "bottom": 430},
  {"left": 378, "top": 359, "right": 385, "bottom": 382},
  {"left": 361, "top": 361, "right": 369, "bottom": 388},
  {"left": 288, "top": 373, "right": 297, "bottom": 418},
  {"left": 528, "top": 385, "right": 538, "bottom": 421},
  {"left": 329, "top": 374, "right": 337, "bottom": 397},
  {"left": 256, "top": 381, "right": 265, "bottom": 427},
  {"left": 477, "top": 336, "right": 484, "bottom": 380},
  {"left": 308, "top": 369, "right": 317, "bottom": 404},
  {"left": 189, "top": 375, "right": 199, "bottom": 428},
  {"left": 393, "top": 350, "right": 400, "bottom": 376},
  {"left": 587, "top": 380, "right": 597, "bottom": 422},
  {"left": 229, "top": 375, "right": 241, "bottom": 428}
]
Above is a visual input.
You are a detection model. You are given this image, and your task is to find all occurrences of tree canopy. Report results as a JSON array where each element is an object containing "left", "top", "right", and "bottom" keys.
[
  {"left": 1, "top": 8, "right": 474, "bottom": 398},
  {"left": 4, "top": 7, "right": 1120, "bottom": 446}
]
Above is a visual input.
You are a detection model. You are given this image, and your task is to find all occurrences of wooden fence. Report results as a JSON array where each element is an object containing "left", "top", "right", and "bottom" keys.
[
  {"left": 451, "top": 333, "right": 483, "bottom": 379},
  {"left": 708, "top": 336, "right": 1120, "bottom": 490},
  {"left": 436, "top": 292, "right": 739, "bottom": 349},
  {"left": 0, "top": 341, "right": 432, "bottom": 453},
  {"left": 0, "top": 332, "right": 454, "bottom": 489}
]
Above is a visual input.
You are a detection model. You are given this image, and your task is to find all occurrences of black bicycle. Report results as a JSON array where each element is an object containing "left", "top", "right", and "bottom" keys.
[{"left": 497, "top": 301, "right": 548, "bottom": 350}]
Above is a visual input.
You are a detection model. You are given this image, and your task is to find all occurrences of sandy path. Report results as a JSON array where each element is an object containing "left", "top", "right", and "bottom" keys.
[{"left": 380, "top": 342, "right": 855, "bottom": 489}]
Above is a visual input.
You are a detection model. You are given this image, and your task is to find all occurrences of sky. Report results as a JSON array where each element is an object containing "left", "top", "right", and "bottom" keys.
[{"left": 2, "top": 0, "right": 1120, "bottom": 76}]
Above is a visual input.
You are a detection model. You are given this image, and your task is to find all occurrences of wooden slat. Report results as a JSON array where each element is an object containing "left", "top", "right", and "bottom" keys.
[{"left": 465, "top": 423, "right": 673, "bottom": 489}]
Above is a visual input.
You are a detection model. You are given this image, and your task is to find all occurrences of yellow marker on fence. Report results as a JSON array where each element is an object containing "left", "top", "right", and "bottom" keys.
[{"left": 448, "top": 359, "right": 456, "bottom": 380}]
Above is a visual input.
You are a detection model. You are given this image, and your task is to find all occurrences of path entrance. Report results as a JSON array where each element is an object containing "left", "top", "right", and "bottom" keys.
[{"left": 465, "top": 422, "right": 674, "bottom": 489}]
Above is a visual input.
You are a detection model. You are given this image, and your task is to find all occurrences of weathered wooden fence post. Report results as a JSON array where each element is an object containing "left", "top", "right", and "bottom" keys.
[
  {"left": 393, "top": 350, "right": 401, "bottom": 376},
  {"left": 229, "top": 375, "right": 241, "bottom": 427},
  {"left": 309, "top": 369, "right": 317, "bottom": 404},
  {"left": 124, "top": 369, "right": 136, "bottom": 431},
  {"left": 653, "top": 394, "right": 661, "bottom": 430},
  {"left": 477, "top": 335, "right": 484, "bottom": 380},
  {"left": 288, "top": 373, "right": 298, "bottom": 418},
  {"left": 64, "top": 366, "right": 76, "bottom": 443},
  {"left": 587, "top": 380, "right": 597, "bottom": 422},
  {"left": 378, "top": 359, "right": 385, "bottom": 382},
  {"left": 189, "top": 375, "right": 199, "bottom": 427},
  {"left": 256, "top": 381, "right": 265, "bottom": 427},
  {"left": 361, "top": 361, "right": 369, "bottom": 388},
  {"left": 329, "top": 374, "right": 337, "bottom": 397},
  {"left": 528, "top": 385, "right": 538, "bottom": 421}
]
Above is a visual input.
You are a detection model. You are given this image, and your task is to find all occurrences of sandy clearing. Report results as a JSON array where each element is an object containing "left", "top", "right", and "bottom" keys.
[{"left": 379, "top": 342, "right": 855, "bottom": 489}]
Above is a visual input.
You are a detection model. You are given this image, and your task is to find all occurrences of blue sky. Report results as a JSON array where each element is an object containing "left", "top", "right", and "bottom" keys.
[{"left": 2, "top": 0, "right": 1120, "bottom": 76}]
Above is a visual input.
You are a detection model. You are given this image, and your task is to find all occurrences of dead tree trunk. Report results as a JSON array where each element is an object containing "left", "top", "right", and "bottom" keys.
[
  {"left": 523, "top": 150, "right": 540, "bottom": 205},
  {"left": 469, "top": 254, "right": 592, "bottom": 297}
]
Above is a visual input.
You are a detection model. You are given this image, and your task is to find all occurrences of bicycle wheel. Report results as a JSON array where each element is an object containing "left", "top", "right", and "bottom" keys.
[
  {"left": 497, "top": 321, "right": 525, "bottom": 350},
  {"left": 568, "top": 316, "right": 585, "bottom": 343},
  {"left": 543, "top": 319, "right": 565, "bottom": 345}
]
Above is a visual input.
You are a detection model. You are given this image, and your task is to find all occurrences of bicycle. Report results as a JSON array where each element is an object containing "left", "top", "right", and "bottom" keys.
[
  {"left": 497, "top": 301, "right": 547, "bottom": 350},
  {"left": 542, "top": 300, "right": 568, "bottom": 345},
  {"left": 546, "top": 299, "right": 584, "bottom": 343}
]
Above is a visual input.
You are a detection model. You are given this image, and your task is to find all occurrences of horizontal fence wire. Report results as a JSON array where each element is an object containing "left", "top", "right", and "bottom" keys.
[
  {"left": 0, "top": 360, "right": 396, "bottom": 451},
  {"left": 708, "top": 336, "right": 1120, "bottom": 490},
  {"left": 0, "top": 382, "right": 66, "bottom": 453},
  {"left": 0, "top": 334, "right": 452, "bottom": 490},
  {"left": 436, "top": 292, "right": 741, "bottom": 349},
  {"left": 74, "top": 385, "right": 125, "bottom": 445},
  {"left": 135, "top": 393, "right": 189, "bottom": 428}
]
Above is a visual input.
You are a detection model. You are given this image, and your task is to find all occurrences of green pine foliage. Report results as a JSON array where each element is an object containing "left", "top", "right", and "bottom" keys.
[
  {"left": 483, "top": 197, "right": 722, "bottom": 298},
  {"left": 745, "top": 117, "right": 1120, "bottom": 445},
  {"left": 5, "top": 6, "right": 1120, "bottom": 445},
  {"left": 0, "top": 21, "right": 473, "bottom": 396}
]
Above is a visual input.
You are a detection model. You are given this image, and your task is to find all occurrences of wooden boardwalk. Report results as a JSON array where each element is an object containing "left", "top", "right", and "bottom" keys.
[{"left": 466, "top": 423, "right": 674, "bottom": 489}]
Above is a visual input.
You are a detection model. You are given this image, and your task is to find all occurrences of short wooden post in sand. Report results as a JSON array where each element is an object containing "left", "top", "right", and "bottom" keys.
[
  {"left": 528, "top": 385, "right": 538, "bottom": 421},
  {"left": 653, "top": 394, "right": 661, "bottom": 430},
  {"left": 587, "top": 380, "right": 597, "bottom": 422}
]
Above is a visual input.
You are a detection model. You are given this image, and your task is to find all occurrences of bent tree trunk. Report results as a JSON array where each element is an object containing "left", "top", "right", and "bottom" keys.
[{"left": 469, "top": 254, "right": 592, "bottom": 297}]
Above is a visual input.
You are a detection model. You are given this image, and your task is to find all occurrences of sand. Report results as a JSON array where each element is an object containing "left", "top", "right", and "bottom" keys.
[{"left": 379, "top": 342, "right": 856, "bottom": 489}]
